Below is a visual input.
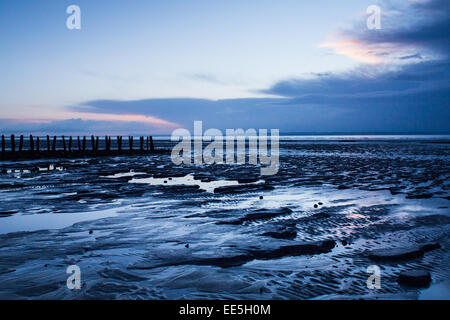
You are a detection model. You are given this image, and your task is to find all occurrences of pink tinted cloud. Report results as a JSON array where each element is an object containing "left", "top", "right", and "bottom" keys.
[{"left": 71, "top": 112, "right": 180, "bottom": 128}]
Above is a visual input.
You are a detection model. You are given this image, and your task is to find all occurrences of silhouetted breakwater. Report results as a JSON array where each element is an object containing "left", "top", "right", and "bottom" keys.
[{"left": 0, "top": 134, "right": 168, "bottom": 160}]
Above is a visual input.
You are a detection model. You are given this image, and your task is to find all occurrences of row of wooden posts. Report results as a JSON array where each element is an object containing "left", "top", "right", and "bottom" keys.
[{"left": 1, "top": 135, "right": 155, "bottom": 153}]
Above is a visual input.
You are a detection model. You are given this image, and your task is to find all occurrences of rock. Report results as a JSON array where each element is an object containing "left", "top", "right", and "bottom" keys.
[
  {"left": 166, "top": 185, "right": 202, "bottom": 193},
  {"left": 314, "top": 204, "right": 318, "bottom": 208},
  {"left": 261, "top": 230, "right": 297, "bottom": 240},
  {"left": 185, "top": 244, "right": 189, "bottom": 248},
  {"left": 259, "top": 196, "right": 263, "bottom": 200},
  {"left": 250, "top": 240, "right": 336, "bottom": 260},
  {"left": 214, "top": 183, "right": 274, "bottom": 194},
  {"left": 369, "top": 247, "right": 424, "bottom": 261},
  {"left": 389, "top": 187, "right": 403, "bottom": 195},
  {"left": 406, "top": 193, "right": 433, "bottom": 199},
  {"left": 132, "top": 240, "right": 336, "bottom": 269},
  {"left": 237, "top": 178, "right": 260, "bottom": 184},
  {"left": 312, "top": 212, "right": 330, "bottom": 219},
  {"left": 369, "top": 242, "right": 441, "bottom": 262},
  {"left": 342, "top": 240, "right": 348, "bottom": 246},
  {"left": 89, "top": 230, "right": 93, "bottom": 234},
  {"left": 318, "top": 202, "right": 323, "bottom": 205},
  {"left": 0, "top": 210, "right": 19, "bottom": 216},
  {"left": 397, "top": 270, "right": 431, "bottom": 287},
  {"left": 420, "top": 242, "right": 441, "bottom": 252}
]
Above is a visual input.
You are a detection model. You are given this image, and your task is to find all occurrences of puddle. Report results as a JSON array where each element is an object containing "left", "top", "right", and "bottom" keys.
[
  {"left": 129, "top": 173, "right": 263, "bottom": 193},
  {"left": 0, "top": 206, "right": 119, "bottom": 234}
]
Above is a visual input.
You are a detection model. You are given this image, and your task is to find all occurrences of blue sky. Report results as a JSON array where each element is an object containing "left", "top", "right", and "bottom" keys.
[{"left": 1, "top": 0, "right": 449, "bottom": 134}]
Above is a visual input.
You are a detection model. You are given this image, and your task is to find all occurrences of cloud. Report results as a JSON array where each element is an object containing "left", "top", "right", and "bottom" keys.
[
  {"left": 399, "top": 53, "right": 422, "bottom": 60},
  {"left": 0, "top": 118, "right": 177, "bottom": 136},
  {"left": 188, "top": 73, "right": 225, "bottom": 85},
  {"left": 263, "top": 60, "right": 449, "bottom": 98},
  {"left": 322, "top": 0, "right": 450, "bottom": 63},
  {"left": 72, "top": 112, "right": 179, "bottom": 128},
  {"left": 255, "top": 0, "right": 450, "bottom": 133}
]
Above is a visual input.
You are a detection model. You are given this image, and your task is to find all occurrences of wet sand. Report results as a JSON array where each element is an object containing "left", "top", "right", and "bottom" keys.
[{"left": 0, "top": 138, "right": 449, "bottom": 299}]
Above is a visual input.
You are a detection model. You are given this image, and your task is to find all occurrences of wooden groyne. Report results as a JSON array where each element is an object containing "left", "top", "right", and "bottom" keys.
[{"left": 0, "top": 135, "right": 168, "bottom": 161}]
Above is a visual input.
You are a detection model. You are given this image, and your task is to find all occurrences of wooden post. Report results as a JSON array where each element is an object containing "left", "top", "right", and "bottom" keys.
[
  {"left": 140, "top": 136, "right": 144, "bottom": 151},
  {"left": 77, "top": 136, "right": 81, "bottom": 151},
  {"left": 52, "top": 136, "right": 57, "bottom": 151},
  {"left": 82, "top": 136, "right": 86, "bottom": 151},
  {"left": 68, "top": 136, "right": 72, "bottom": 152},
  {"left": 47, "top": 135, "right": 50, "bottom": 151},
  {"left": 146, "top": 136, "right": 149, "bottom": 150},
  {"left": 105, "top": 136, "right": 110, "bottom": 151},
  {"left": 117, "top": 136, "right": 122, "bottom": 151},
  {"left": 1, "top": 135, "right": 5, "bottom": 152},
  {"left": 11, "top": 134, "right": 15, "bottom": 152},
  {"left": 19, "top": 135, "right": 24, "bottom": 152},
  {"left": 95, "top": 136, "right": 99, "bottom": 151},
  {"left": 150, "top": 136, "right": 155, "bottom": 151},
  {"left": 62, "top": 136, "right": 67, "bottom": 152},
  {"left": 29, "top": 135, "right": 34, "bottom": 151},
  {"left": 36, "top": 137, "right": 40, "bottom": 152},
  {"left": 91, "top": 135, "right": 95, "bottom": 152},
  {"left": 129, "top": 136, "right": 133, "bottom": 150}
]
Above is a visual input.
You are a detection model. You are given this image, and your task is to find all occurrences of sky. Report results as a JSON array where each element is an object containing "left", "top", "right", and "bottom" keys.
[{"left": 0, "top": 0, "right": 449, "bottom": 134}]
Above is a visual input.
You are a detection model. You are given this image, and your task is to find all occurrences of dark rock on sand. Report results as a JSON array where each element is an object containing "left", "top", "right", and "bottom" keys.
[
  {"left": 193, "top": 173, "right": 210, "bottom": 181},
  {"left": 389, "top": 187, "right": 403, "bottom": 195},
  {"left": 406, "top": 192, "right": 433, "bottom": 199},
  {"left": 420, "top": 242, "right": 441, "bottom": 252},
  {"left": 133, "top": 240, "right": 337, "bottom": 269},
  {"left": 369, "top": 242, "right": 441, "bottom": 262},
  {"left": 397, "top": 270, "right": 431, "bottom": 287},
  {"left": 214, "top": 183, "right": 274, "bottom": 194},
  {"left": 237, "top": 178, "right": 260, "bottom": 184},
  {"left": 261, "top": 230, "right": 297, "bottom": 240},
  {"left": 369, "top": 247, "right": 424, "bottom": 262},
  {"left": 0, "top": 210, "right": 19, "bottom": 216},
  {"left": 166, "top": 185, "right": 201, "bottom": 193},
  {"left": 250, "top": 240, "right": 336, "bottom": 260}
]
